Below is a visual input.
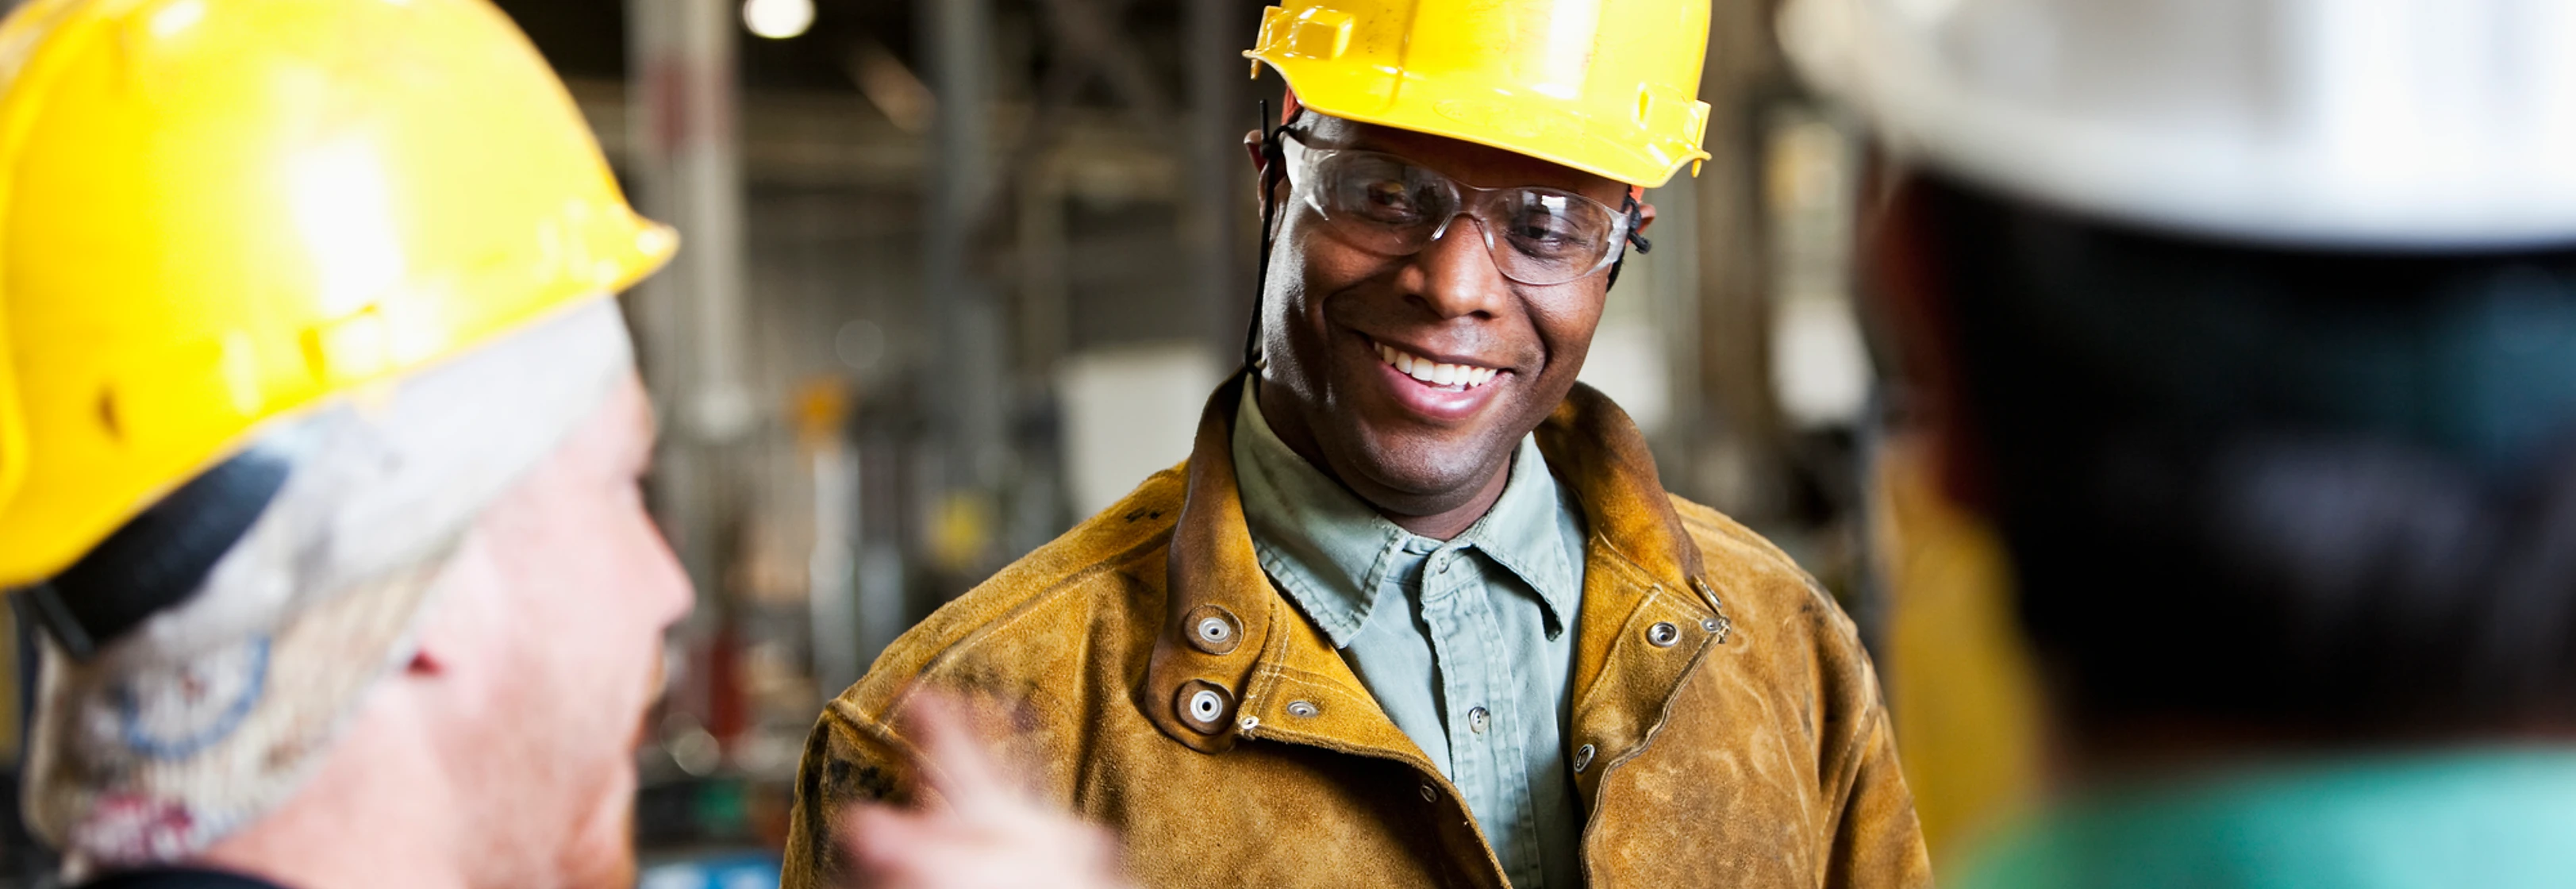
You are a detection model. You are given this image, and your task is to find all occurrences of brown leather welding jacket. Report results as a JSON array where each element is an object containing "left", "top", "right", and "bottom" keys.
[{"left": 781, "top": 378, "right": 1932, "bottom": 888}]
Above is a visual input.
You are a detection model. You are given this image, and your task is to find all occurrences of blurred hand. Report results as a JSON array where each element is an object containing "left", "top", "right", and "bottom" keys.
[{"left": 836, "top": 694, "right": 1133, "bottom": 889}]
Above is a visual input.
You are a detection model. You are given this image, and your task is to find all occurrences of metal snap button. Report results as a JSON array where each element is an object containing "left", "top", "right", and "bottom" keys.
[
  {"left": 1690, "top": 576, "right": 1725, "bottom": 609},
  {"left": 1701, "top": 618, "right": 1720, "bottom": 633},
  {"left": 1419, "top": 783, "right": 1437, "bottom": 802},
  {"left": 1646, "top": 621, "right": 1681, "bottom": 647},
  {"left": 1287, "top": 700, "right": 1319, "bottom": 718},
  {"left": 1174, "top": 679, "right": 1234, "bottom": 735},
  {"left": 1182, "top": 604, "right": 1242, "bottom": 655},
  {"left": 1467, "top": 706, "right": 1490, "bottom": 733},
  {"left": 1573, "top": 744, "right": 1596, "bottom": 772}
]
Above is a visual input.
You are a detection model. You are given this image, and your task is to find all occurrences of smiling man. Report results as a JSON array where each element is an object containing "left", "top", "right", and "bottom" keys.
[{"left": 784, "top": 2, "right": 1929, "bottom": 887}]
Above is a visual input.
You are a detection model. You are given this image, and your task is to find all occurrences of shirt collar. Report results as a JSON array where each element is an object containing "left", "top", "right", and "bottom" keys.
[{"left": 1231, "top": 379, "right": 1578, "bottom": 648}]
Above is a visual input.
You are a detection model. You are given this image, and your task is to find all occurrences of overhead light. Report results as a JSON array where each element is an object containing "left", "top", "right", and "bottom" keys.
[{"left": 743, "top": 0, "right": 812, "bottom": 40}]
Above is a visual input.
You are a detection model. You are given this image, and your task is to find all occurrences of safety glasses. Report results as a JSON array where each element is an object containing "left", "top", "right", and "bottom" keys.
[{"left": 1278, "top": 133, "right": 1635, "bottom": 287}]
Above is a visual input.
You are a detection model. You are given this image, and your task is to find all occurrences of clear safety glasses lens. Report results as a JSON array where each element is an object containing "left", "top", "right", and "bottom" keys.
[{"left": 1285, "top": 140, "right": 1625, "bottom": 287}]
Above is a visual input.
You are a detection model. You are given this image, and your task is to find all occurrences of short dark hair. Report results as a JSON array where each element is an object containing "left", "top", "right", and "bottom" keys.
[{"left": 1911, "top": 173, "right": 2576, "bottom": 739}]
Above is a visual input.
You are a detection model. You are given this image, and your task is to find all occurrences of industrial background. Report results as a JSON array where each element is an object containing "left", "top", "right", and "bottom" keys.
[{"left": 0, "top": 0, "right": 2040, "bottom": 885}]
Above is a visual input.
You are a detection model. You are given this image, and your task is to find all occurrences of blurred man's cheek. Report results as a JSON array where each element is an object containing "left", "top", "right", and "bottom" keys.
[{"left": 559, "top": 764, "right": 640, "bottom": 889}]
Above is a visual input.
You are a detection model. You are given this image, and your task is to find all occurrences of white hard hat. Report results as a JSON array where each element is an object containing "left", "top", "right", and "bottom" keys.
[{"left": 1780, "top": 0, "right": 2576, "bottom": 248}]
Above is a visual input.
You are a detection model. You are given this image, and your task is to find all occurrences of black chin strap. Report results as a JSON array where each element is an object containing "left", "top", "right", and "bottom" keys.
[{"left": 1247, "top": 99, "right": 1290, "bottom": 372}]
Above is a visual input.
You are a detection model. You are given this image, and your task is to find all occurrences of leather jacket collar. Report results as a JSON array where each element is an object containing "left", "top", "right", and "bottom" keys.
[{"left": 1140, "top": 374, "right": 1727, "bottom": 759}]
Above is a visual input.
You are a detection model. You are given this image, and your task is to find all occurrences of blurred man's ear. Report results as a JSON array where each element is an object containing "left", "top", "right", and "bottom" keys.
[
  {"left": 1633, "top": 200, "right": 1658, "bottom": 237},
  {"left": 1245, "top": 129, "right": 1274, "bottom": 209},
  {"left": 1863, "top": 174, "right": 1992, "bottom": 516},
  {"left": 394, "top": 535, "right": 507, "bottom": 687}
]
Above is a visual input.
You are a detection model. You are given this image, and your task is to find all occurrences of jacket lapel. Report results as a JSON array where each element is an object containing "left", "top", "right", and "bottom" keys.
[
  {"left": 1140, "top": 375, "right": 1424, "bottom": 768},
  {"left": 1534, "top": 384, "right": 1734, "bottom": 804}
]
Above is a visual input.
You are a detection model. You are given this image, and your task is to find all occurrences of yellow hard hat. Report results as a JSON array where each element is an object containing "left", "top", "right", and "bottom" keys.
[
  {"left": 0, "top": 0, "right": 676, "bottom": 587},
  {"left": 1245, "top": 0, "right": 1713, "bottom": 189}
]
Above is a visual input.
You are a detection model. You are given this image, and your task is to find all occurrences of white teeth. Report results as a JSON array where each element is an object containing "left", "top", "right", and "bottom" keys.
[{"left": 1374, "top": 341, "right": 1500, "bottom": 390}]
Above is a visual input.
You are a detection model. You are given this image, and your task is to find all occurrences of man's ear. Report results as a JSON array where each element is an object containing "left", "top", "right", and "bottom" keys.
[
  {"left": 1865, "top": 174, "right": 1992, "bottom": 516},
  {"left": 1244, "top": 129, "right": 1267, "bottom": 172},
  {"left": 393, "top": 537, "right": 502, "bottom": 682},
  {"left": 404, "top": 589, "right": 464, "bottom": 677},
  {"left": 1633, "top": 200, "right": 1658, "bottom": 237},
  {"left": 1246, "top": 129, "right": 1289, "bottom": 210}
]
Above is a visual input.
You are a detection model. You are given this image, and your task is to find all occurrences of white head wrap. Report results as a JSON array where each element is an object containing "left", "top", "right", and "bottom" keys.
[{"left": 24, "top": 298, "right": 635, "bottom": 869}]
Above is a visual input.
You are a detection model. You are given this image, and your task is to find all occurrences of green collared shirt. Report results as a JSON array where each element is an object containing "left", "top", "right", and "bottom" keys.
[
  {"left": 1959, "top": 749, "right": 2576, "bottom": 889},
  {"left": 1232, "top": 381, "right": 1589, "bottom": 889}
]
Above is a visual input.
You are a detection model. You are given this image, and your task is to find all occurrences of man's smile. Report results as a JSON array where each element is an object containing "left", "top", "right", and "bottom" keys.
[
  {"left": 1360, "top": 334, "right": 1515, "bottom": 423},
  {"left": 1372, "top": 338, "right": 1502, "bottom": 390}
]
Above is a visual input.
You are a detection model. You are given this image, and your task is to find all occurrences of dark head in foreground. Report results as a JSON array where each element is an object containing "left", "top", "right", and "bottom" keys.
[
  {"left": 1882, "top": 174, "right": 2576, "bottom": 749},
  {"left": 1791, "top": 0, "right": 2576, "bottom": 882}
]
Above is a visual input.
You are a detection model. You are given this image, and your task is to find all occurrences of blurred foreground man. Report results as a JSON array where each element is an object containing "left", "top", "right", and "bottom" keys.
[
  {"left": 788, "top": 2, "right": 1929, "bottom": 887},
  {"left": 1788, "top": 0, "right": 2576, "bottom": 886},
  {"left": 0, "top": 1, "right": 1122, "bottom": 887}
]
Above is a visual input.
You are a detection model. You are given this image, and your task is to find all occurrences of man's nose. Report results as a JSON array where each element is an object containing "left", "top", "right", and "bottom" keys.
[
  {"left": 644, "top": 529, "right": 696, "bottom": 629},
  {"left": 1401, "top": 214, "right": 1511, "bottom": 320}
]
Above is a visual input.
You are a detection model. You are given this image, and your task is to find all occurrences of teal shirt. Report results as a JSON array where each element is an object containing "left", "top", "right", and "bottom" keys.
[
  {"left": 1232, "top": 383, "right": 1589, "bottom": 889},
  {"left": 1959, "top": 749, "right": 2576, "bottom": 889}
]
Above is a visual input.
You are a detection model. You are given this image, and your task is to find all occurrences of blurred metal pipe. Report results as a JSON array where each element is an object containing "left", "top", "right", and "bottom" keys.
[
  {"left": 627, "top": 0, "right": 751, "bottom": 600},
  {"left": 921, "top": 0, "right": 1008, "bottom": 500},
  {"left": 1690, "top": 0, "right": 1793, "bottom": 517},
  {"left": 1182, "top": 0, "right": 1242, "bottom": 357},
  {"left": 807, "top": 444, "right": 860, "bottom": 698},
  {"left": 571, "top": 80, "right": 1182, "bottom": 197},
  {"left": 1037, "top": 0, "right": 1169, "bottom": 127},
  {"left": 1017, "top": 170, "right": 1071, "bottom": 377}
]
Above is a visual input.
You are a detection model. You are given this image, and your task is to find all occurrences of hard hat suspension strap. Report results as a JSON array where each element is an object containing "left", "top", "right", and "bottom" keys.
[
  {"left": 14, "top": 448, "right": 294, "bottom": 660},
  {"left": 1247, "top": 98, "right": 1294, "bottom": 371},
  {"left": 1605, "top": 188, "right": 1651, "bottom": 291}
]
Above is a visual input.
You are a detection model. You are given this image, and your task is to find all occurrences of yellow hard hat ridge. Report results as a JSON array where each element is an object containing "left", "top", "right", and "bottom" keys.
[
  {"left": 0, "top": 0, "right": 675, "bottom": 587},
  {"left": 1245, "top": 0, "right": 1714, "bottom": 189}
]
